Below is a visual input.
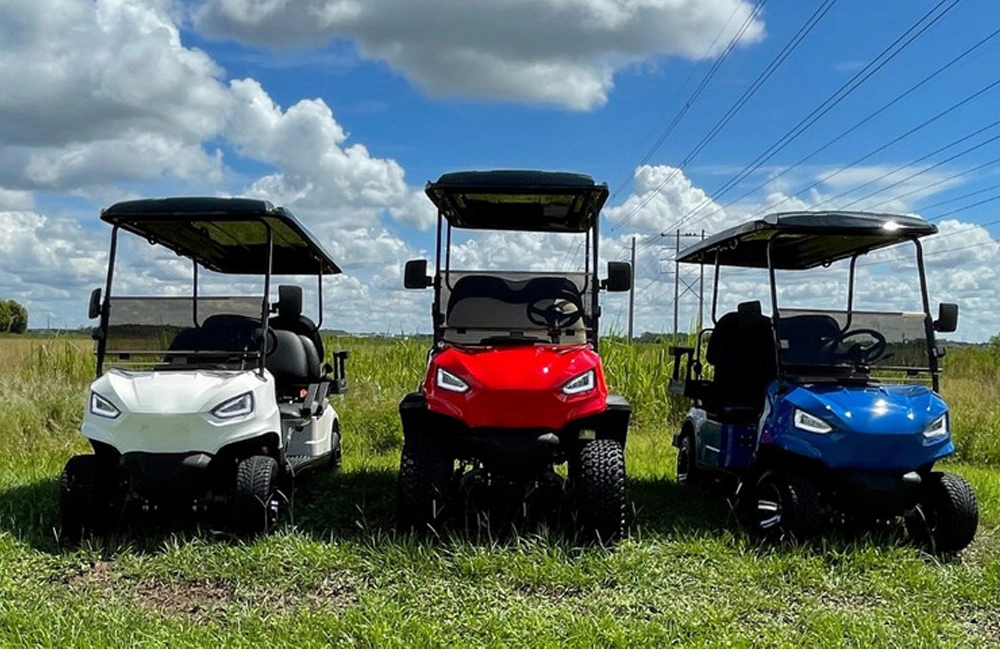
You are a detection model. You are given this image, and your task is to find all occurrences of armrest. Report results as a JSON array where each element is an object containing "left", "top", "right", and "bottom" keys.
[
  {"left": 668, "top": 346, "right": 694, "bottom": 381},
  {"left": 299, "top": 381, "right": 332, "bottom": 418},
  {"left": 327, "top": 350, "right": 349, "bottom": 395}
]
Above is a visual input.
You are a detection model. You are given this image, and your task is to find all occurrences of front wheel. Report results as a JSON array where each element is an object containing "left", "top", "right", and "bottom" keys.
[
  {"left": 905, "top": 471, "right": 978, "bottom": 554},
  {"left": 571, "top": 439, "right": 626, "bottom": 543},
  {"left": 397, "top": 438, "right": 454, "bottom": 533},
  {"left": 232, "top": 455, "right": 281, "bottom": 535},
  {"left": 752, "top": 469, "right": 822, "bottom": 542},
  {"left": 59, "top": 454, "right": 116, "bottom": 542}
]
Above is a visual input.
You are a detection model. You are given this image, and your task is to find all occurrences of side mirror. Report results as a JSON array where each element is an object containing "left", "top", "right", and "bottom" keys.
[
  {"left": 934, "top": 302, "right": 958, "bottom": 333},
  {"left": 88, "top": 288, "right": 102, "bottom": 319},
  {"left": 602, "top": 261, "right": 632, "bottom": 292},
  {"left": 404, "top": 259, "right": 432, "bottom": 289}
]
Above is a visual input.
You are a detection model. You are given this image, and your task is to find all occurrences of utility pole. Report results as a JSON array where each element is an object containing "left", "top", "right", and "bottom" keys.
[
  {"left": 697, "top": 229, "right": 706, "bottom": 335},
  {"left": 673, "top": 229, "right": 681, "bottom": 340},
  {"left": 669, "top": 229, "right": 707, "bottom": 343},
  {"left": 628, "top": 236, "right": 636, "bottom": 342}
]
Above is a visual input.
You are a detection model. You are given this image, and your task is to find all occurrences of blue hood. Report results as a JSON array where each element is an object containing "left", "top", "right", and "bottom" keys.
[
  {"left": 762, "top": 382, "right": 953, "bottom": 470},
  {"left": 784, "top": 383, "right": 945, "bottom": 435}
]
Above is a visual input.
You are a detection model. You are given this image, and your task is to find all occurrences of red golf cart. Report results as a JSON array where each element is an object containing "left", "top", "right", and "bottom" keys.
[{"left": 398, "top": 170, "right": 632, "bottom": 540}]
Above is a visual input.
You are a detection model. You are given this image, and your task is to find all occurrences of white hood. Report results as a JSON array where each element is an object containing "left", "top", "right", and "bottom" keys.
[{"left": 82, "top": 369, "right": 281, "bottom": 455}]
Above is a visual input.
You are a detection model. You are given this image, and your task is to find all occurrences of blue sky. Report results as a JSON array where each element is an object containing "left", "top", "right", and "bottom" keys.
[{"left": 2, "top": 0, "right": 999, "bottom": 339}]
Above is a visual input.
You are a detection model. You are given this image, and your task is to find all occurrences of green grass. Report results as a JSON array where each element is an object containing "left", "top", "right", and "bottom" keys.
[{"left": 1, "top": 337, "right": 999, "bottom": 647}]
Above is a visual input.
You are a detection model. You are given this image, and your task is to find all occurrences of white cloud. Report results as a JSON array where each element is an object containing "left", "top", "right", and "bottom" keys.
[
  {"left": 0, "top": 0, "right": 421, "bottom": 225},
  {"left": 0, "top": 188, "right": 34, "bottom": 211},
  {"left": 0, "top": 0, "right": 231, "bottom": 189},
  {"left": 193, "top": 0, "right": 765, "bottom": 110},
  {"left": 604, "top": 164, "right": 730, "bottom": 236},
  {"left": 224, "top": 79, "right": 410, "bottom": 222}
]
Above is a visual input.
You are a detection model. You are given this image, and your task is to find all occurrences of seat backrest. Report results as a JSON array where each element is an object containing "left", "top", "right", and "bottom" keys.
[
  {"left": 446, "top": 275, "right": 584, "bottom": 330},
  {"left": 269, "top": 285, "right": 325, "bottom": 359},
  {"left": 706, "top": 301, "right": 776, "bottom": 407},
  {"left": 169, "top": 314, "right": 259, "bottom": 354},
  {"left": 266, "top": 330, "right": 321, "bottom": 389},
  {"left": 776, "top": 314, "right": 841, "bottom": 366}
]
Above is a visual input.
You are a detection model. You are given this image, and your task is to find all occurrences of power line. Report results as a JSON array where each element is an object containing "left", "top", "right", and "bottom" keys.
[
  {"left": 608, "top": 0, "right": 755, "bottom": 199},
  {"left": 864, "top": 152, "right": 1000, "bottom": 214},
  {"left": 915, "top": 178, "right": 1000, "bottom": 214},
  {"left": 809, "top": 116, "right": 1000, "bottom": 211},
  {"left": 927, "top": 190, "right": 1000, "bottom": 222},
  {"left": 606, "top": 0, "right": 839, "bottom": 234},
  {"left": 693, "top": 25, "right": 1000, "bottom": 223},
  {"left": 658, "top": 0, "right": 964, "bottom": 236}
]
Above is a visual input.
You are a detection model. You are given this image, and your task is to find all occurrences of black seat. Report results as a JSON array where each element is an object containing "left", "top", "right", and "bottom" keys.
[
  {"left": 446, "top": 275, "right": 584, "bottom": 329},
  {"left": 705, "top": 301, "right": 777, "bottom": 416},
  {"left": 266, "top": 330, "right": 322, "bottom": 393},
  {"left": 269, "top": 285, "right": 325, "bottom": 359},
  {"left": 168, "top": 314, "right": 260, "bottom": 359},
  {"left": 776, "top": 314, "right": 841, "bottom": 366}
]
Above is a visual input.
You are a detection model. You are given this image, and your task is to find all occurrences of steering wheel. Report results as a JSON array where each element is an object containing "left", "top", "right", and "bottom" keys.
[
  {"left": 822, "top": 328, "right": 888, "bottom": 366},
  {"left": 526, "top": 295, "right": 584, "bottom": 330}
]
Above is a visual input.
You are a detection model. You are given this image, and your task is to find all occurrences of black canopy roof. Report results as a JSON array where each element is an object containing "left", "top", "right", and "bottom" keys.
[
  {"left": 676, "top": 211, "right": 937, "bottom": 270},
  {"left": 425, "top": 170, "right": 609, "bottom": 233},
  {"left": 101, "top": 197, "right": 341, "bottom": 275}
]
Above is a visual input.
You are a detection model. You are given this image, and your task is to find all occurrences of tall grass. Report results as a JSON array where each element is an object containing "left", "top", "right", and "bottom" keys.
[{"left": 6, "top": 335, "right": 1000, "bottom": 466}]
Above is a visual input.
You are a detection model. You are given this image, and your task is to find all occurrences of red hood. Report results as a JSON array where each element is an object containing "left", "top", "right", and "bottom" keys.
[
  {"left": 440, "top": 344, "right": 599, "bottom": 390},
  {"left": 424, "top": 343, "right": 609, "bottom": 429}
]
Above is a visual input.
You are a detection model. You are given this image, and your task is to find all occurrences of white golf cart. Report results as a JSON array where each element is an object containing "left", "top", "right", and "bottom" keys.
[{"left": 60, "top": 197, "right": 349, "bottom": 538}]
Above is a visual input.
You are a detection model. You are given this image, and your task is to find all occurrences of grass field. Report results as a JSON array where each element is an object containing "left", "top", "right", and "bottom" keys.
[{"left": 1, "top": 335, "right": 999, "bottom": 647}]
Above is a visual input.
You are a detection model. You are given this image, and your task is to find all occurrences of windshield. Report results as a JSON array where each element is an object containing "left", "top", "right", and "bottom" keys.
[
  {"left": 104, "top": 296, "right": 264, "bottom": 370},
  {"left": 776, "top": 308, "right": 931, "bottom": 378},
  {"left": 439, "top": 271, "right": 592, "bottom": 345}
]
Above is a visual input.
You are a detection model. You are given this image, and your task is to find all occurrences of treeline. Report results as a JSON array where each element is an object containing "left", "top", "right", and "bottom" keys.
[{"left": 0, "top": 300, "right": 27, "bottom": 334}]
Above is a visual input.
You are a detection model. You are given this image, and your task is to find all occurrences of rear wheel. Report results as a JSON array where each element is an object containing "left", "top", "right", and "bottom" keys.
[
  {"left": 571, "top": 439, "right": 626, "bottom": 543},
  {"left": 59, "top": 454, "right": 115, "bottom": 542},
  {"left": 753, "top": 469, "right": 822, "bottom": 542},
  {"left": 327, "top": 424, "right": 343, "bottom": 471},
  {"left": 397, "top": 438, "right": 454, "bottom": 533},
  {"left": 676, "top": 433, "right": 702, "bottom": 486},
  {"left": 905, "top": 471, "right": 978, "bottom": 554},
  {"left": 232, "top": 455, "right": 281, "bottom": 535}
]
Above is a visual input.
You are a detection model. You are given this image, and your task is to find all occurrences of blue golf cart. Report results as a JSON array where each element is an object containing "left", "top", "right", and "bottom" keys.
[{"left": 669, "top": 211, "right": 978, "bottom": 552}]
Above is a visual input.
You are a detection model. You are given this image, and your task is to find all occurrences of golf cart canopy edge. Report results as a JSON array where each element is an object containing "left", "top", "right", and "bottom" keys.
[
  {"left": 101, "top": 197, "right": 342, "bottom": 275},
  {"left": 425, "top": 170, "right": 610, "bottom": 233},
  {"left": 677, "top": 211, "right": 937, "bottom": 269}
]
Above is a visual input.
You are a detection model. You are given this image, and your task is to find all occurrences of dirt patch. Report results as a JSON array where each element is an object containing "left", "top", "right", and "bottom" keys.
[
  {"left": 132, "top": 578, "right": 235, "bottom": 619},
  {"left": 516, "top": 583, "right": 585, "bottom": 605},
  {"left": 965, "top": 609, "right": 1000, "bottom": 646},
  {"left": 129, "top": 574, "right": 362, "bottom": 620},
  {"left": 59, "top": 560, "right": 362, "bottom": 620},
  {"left": 952, "top": 526, "right": 998, "bottom": 567},
  {"left": 56, "top": 559, "right": 116, "bottom": 589}
]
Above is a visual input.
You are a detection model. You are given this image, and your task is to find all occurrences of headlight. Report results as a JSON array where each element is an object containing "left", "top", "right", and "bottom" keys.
[
  {"left": 436, "top": 368, "right": 469, "bottom": 393},
  {"left": 90, "top": 392, "right": 120, "bottom": 419},
  {"left": 212, "top": 392, "right": 254, "bottom": 419},
  {"left": 562, "top": 370, "right": 596, "bottom": 395},
  {"left": 793, "top": 408, "right": 832, "bottom": 434},
  {"left": 923, "top": 414, "right": 948, "bottom": 438}
]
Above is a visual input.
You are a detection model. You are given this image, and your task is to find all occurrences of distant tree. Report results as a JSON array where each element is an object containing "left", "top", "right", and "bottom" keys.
[
  {"left": 8, "top": 301, "right": 27, "bottom": 333},
  {"left": 0, "top": 300, "right": 27, "bottom": 333},
  {"left": 990, "top": 332, "right": 1000, "bottom": 358},
  {"left": 0, "top": 301, "right": 10, "bottom": 333}
]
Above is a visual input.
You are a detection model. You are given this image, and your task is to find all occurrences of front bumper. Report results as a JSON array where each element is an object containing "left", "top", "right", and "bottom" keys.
[
  {"left": 120, "top": 451, "right": 214, "bottom": 496},
  {"left": 399, "top": 392, "right": 630, "bottom": 475},
  {"left": 830, "top": 468, "right": 923, "bottom": 515}
]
